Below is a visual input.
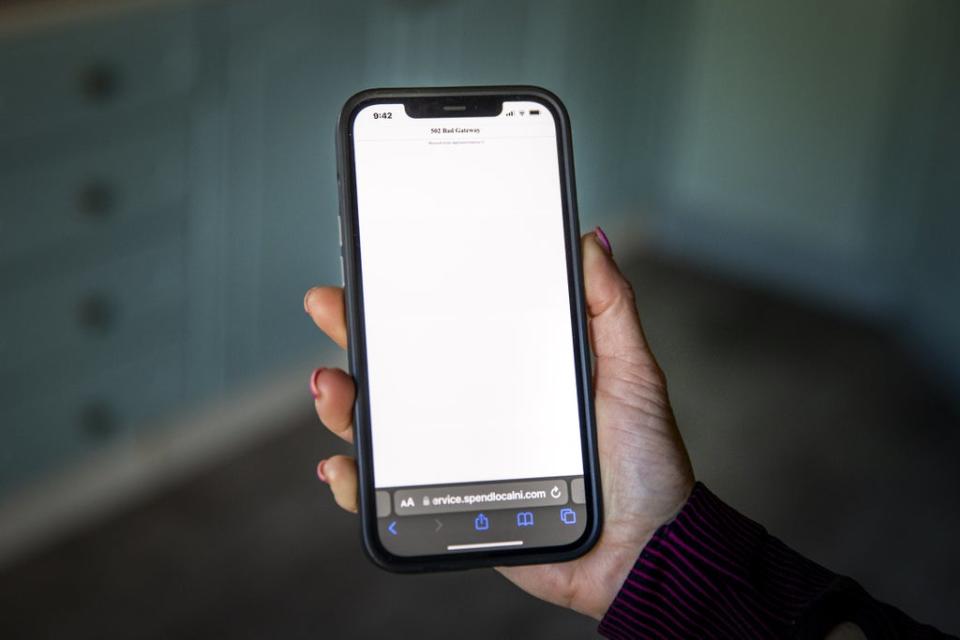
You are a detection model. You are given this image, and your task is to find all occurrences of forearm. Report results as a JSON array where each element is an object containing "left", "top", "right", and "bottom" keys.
[{"left": 598, "top": 483, "right": 955, "bottom": 639}]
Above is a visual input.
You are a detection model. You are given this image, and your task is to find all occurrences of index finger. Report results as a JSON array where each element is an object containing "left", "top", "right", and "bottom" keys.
[{"left": 304, "top": 286, "right": 348, "bottom": 349}]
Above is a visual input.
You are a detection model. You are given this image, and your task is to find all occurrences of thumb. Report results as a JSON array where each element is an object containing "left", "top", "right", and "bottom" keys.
[{"left": 581, "top": 229, "right": 663, "bottom": 381}]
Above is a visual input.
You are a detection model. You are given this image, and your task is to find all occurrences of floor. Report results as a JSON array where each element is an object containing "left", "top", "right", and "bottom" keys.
[{"left": 1, "top": 254, "right": 958, "bottom": 639}]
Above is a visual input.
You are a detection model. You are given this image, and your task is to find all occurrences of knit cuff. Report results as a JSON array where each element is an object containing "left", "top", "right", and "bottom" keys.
[{"left": 598, "top": 482, "right": 838, "bottom": 639}]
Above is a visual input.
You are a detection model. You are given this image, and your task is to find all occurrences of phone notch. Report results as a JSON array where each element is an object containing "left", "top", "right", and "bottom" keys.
[{"left": 404, "top": 96, "right": 502, "bottom": 119}]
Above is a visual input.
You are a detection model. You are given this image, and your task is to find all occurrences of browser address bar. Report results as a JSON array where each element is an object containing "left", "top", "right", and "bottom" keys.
[{"left": 392, "top": 479, "right": 570, "bottom": 516}]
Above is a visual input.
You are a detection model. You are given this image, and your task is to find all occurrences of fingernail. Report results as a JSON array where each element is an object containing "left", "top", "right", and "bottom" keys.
[
  {"left": 309, "top": 368, "right": 324, "bottom": 399},
  {"left": 594, "top": 226, "right": 612, "bottom": 255},
  {"left": 303, "top": 289, "right": 313, "bottom": 314},
  {"left": 317, "top": 459, "right": 329, "bottom": 483}
]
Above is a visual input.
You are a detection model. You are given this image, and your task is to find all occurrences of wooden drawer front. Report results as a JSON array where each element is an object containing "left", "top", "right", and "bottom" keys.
[
  {"left": 0, "top": 128, "right": 187, "bottom": 262},
  {"left": 0, "top": 6, "right": 196, "bottom": 141},
  {"left": 0, "top": 240, "right": 184, "bottom": 372},
  {"left": 0, "top": 342, "right": 183, "bottom": 492}
]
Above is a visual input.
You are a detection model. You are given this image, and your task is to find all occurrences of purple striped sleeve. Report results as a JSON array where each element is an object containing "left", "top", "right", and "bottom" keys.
[{"left": 598, "top": 482, "right": 956, "bottom": 639}]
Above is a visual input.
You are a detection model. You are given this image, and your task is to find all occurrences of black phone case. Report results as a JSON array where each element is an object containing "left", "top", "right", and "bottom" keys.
[{"left": 335, "top": 86, "right": 602, "bottom": 572}]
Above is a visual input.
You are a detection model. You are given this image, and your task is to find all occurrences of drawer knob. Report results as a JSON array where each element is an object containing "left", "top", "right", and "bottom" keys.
[
  {"left": 76, "top": 293, "right": 117, "bottom": 334},
  {"left": 80, "top": 63, "right": 122, "bottom": 104},
  {"left": 79, "top": 401, "right": 119, "bottom": 440},
  {"left": 77, "top": 181, "right": 115, "bottom": 219}
]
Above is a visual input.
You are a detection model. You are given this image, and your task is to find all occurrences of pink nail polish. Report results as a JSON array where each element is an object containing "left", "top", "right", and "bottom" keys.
[
  {"left": 594, "top": 226, "right": 612, "bottom": 255},
  {"left": 317, "top": 460, "right": 329, "bottom": 483},
  {"left": 309, "top": 368, "right": 324, "bottom": 398}
]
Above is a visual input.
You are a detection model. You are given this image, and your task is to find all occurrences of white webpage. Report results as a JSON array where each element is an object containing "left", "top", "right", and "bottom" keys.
[{"left": 353, "top": 102, "right": 584, "bottom": 488}]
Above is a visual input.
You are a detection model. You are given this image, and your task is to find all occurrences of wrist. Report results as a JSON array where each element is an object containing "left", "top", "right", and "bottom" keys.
[
  {"left": 581, "top": 534, "right": 658, "bottom": 620},
  {"left": 585, "top": 483, "right": 695, "bottom": 620},
  {"left": 598, "top": 483, "right": 841, "bottom": 638}
]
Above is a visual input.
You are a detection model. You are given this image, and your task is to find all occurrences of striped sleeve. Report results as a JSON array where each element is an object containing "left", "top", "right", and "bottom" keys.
[{"left": 598, "top": 482, "right": 956, "bottom": 639}]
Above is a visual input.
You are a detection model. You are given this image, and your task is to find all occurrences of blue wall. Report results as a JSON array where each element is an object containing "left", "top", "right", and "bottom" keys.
[{"left": 1, "top": 0, "right": 957, "bottom": 496}]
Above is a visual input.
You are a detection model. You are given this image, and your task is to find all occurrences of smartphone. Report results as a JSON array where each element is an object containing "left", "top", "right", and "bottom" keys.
[{"left": 335, "top": 86, "right": 601, "bottom": 571}]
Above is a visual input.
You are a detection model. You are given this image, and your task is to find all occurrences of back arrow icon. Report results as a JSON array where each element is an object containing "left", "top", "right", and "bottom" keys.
[{"left": 387, "top": 521, "right": 398, "bottom": 536}]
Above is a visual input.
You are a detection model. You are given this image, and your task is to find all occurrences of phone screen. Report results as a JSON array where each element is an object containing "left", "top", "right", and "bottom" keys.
[{"left": 349, "top": 99, "right": 590, "bottom": 557}]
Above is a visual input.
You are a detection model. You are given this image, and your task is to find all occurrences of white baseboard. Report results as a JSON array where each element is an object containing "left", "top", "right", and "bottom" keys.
[{"left": 0, "top": 353, "right": 343, "bottom": 570}]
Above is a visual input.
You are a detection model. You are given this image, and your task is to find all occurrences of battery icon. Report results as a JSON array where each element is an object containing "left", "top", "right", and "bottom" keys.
[{"left": 529, "top": 109, "right": 540, "bottom": 116}]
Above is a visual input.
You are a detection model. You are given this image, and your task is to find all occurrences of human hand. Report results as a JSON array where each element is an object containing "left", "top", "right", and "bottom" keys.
[{"left": 304, "top": 229, "right": 695, "bottom": 620}]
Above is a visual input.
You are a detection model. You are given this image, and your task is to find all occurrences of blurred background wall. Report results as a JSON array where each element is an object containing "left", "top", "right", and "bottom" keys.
[{"left": 0, "top": 0, "right": 958, "bottom": 637}]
